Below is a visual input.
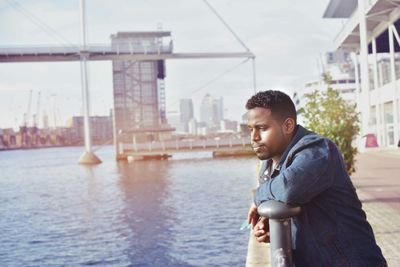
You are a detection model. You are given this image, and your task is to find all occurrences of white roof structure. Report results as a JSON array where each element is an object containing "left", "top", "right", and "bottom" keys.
[
  {"left": 323, "top": 0, "right": 357, "bottom": 18},
  {"left": 324, "top": 0, "right": 400, "bottom": 52},
  {"left": 324, "top": 0, "right": 400, "bottom": 150}
]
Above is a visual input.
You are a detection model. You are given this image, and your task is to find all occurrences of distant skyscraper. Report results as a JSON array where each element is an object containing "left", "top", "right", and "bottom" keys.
[
  {"left": 200, "top": 94, "right": 224, "bottom": 130},
  {"left": 200, "top": 94, "right": 213, "bottom": 127},
  {"left": 179, "top": 98, "right": 194, "bottom": 132},
  {"left": 212, "top": 97, "right": 224, "bottom": 126},
  {"left": 188, "top": 118, "right": 197, "bottom": 135},
  {"left": 111, "top": 31, "right": 172, "bottom": 141},
  {"left": 166, "top": 111, "right": 185, "bottom": 133}
]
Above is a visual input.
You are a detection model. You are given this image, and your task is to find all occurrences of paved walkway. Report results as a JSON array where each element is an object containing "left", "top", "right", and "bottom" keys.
[
  {"left": 352, "top": 149, "right": 400, "bottom": 266},
  {"left": 246, "top": 149, "right": 400, "bottom": 266}
]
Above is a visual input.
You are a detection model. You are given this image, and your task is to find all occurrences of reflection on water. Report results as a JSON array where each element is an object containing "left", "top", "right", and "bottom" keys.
[
  {"left": 0, "top": 146, "right": 258, "bottom": 266},
  {"left": 117, "top": 160, "right": 184, "bottom": 266}
]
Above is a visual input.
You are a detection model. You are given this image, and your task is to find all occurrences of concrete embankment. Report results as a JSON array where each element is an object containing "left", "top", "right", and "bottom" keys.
[{"left": 246, "top": 230, "right": 270, "bottom": 267}]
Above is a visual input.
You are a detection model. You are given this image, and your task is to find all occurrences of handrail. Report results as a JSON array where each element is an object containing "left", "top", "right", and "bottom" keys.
[{"left": 257, "top": 200, "right": 301, "bottom": 267}]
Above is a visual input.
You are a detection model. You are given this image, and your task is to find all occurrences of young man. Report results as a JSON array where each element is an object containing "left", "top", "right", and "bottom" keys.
[{"left": 246, "top": 90, "right": 386, "bottom": 267}]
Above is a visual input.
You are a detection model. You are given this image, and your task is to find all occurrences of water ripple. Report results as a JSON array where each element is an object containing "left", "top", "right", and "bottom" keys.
[{"left": 0, "top": 146, "right": 257, "bottom": 266}]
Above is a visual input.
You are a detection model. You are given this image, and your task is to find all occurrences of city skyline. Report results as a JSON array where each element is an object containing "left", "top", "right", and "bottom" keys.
[{"left": 0, "top": 0, "right": 342, "bottom": 130}]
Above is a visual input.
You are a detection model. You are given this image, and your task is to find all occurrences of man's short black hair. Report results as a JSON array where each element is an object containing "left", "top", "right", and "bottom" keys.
[{"left": 245, "top": 90, "right": 297, "bottom": 123}]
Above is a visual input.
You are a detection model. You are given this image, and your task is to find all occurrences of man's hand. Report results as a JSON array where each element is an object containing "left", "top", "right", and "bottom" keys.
[
  {"left": 247, "top": 203, "right": 259, "bottom": 228},
  {"left": 253, "top": 217, "right": 270, "bottom": 243}
]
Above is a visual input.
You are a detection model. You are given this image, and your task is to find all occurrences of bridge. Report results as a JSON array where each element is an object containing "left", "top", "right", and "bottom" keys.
[
  {"left": 117, "top": 135, "right": 254, "bottom": 160},
  {"left": 0, "top": 44, "right": 253, "bottom": 63},
  {"left": 0, "top": 0, "right": 256, "bottom": 164}
]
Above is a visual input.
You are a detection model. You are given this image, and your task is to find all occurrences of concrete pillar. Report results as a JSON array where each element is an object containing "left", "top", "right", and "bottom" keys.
[
  {"left": 358, "top": 0, "right": 370, "bottom": 152},
  {"left": 351, "top": 53, "right": 362, "bottom": 147},
  {"left": 389, "top": 24, "right": 400, "bottom": 146},
  {"left": 372, "top": 38, "right": 382, "bottom": 146},
  {"left": 78, "top": 0, "right": 101, "bottom": 164},
  {"left": 112, "top": 109, "right": 120, "bottom": 159}
]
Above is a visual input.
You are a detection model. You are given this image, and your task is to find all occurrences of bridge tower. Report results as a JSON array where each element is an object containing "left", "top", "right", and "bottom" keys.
[{"left": 111, "top": 31, "right": 174, "bottom": 158}]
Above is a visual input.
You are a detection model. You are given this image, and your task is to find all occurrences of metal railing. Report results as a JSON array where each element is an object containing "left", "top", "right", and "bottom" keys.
[
  {"left": 0, "top": 43, "right": 173, "bottom": 56},
  {"left": 257, "top": 201, "right": 301, "bottom": 267},
  {"left": 121, "top": 136, "right": 250, "bottom": 153}
]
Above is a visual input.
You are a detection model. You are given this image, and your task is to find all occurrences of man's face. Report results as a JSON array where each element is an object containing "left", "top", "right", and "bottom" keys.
[{"left": 247, "top": 107, "right": 289, "bottom": 161}]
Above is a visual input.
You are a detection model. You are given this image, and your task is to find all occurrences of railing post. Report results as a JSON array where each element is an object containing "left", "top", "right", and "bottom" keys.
[
  {"left": 257, "top": 200, "right": 301, "bottom": 267},
  {"left": 161, "top": 140, "right": 165, "bottom": 151},
  {"left": 132, "top": 134, "right": 138, "bottom": 152}
]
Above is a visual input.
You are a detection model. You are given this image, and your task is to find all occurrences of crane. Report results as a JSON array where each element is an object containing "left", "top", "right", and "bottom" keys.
[
  {"left": 22, "top": 90, "right": 33, "bottom": 128},
  {"left": 31, "top": 91, "right": 41, "bottom": 146},
  {"left": 32, "top": 91, "right": 41, "bottom": 128},
  {"left": 21, "top": 90, "right": 33, "bottom": 147}
]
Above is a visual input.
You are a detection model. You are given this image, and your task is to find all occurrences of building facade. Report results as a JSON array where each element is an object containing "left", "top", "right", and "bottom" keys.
[
  {"left": 324, "top": 0, "right": 400, "bottom": 149},
  {"left": 199, "top": 94, "right": 224, "bottom": 131},
  {"left": 296, "top": 50, "right": 358, "bottom": 124},
  {"left": 179, "top": 98, "right": 194, "bottom": 132},
  {"left": 67, "top": 115, "right": 113, "bottom": 144},
  {"left": 111, "top": 31, "right": 173, "bottom": 142},
  {"left": 200, "top": 94, "right": 214, "bottom": 128}
]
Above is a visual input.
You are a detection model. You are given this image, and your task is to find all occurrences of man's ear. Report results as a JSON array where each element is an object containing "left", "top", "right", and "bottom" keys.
[{"left": 282, "top": 118, "right": 296, "bottom": 135}]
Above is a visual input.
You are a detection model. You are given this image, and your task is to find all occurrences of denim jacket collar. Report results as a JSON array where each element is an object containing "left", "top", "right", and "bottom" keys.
[
  {"left": 276, "top": 124, "right": 313, "bottom": 171},
  {"left": 259, "top": 125, "right": 313, "bottom": 182}
]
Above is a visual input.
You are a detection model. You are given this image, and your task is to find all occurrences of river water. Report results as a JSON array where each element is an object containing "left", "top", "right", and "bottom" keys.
[{"left": 0, "top": 146, "right": 258, "bottom": 266}]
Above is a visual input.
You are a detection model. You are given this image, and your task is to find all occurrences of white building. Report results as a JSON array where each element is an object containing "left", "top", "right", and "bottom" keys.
[
  {"left": 188, "top": 118, "right": 198, "bottom": 135},
  {"left": 179, "top": 98, "right": 194, "bottom": 132},
  {"left": 199, "top": 94, "right": 224, "bottom": 130},
  {"left": 166, "top": 111, "right": 186, "bottom": 133},
  {"left": 220, "top": 119, "right": 238, "bottom": 132},
  {"left": 200, "top": 94, "right": 214, "bottom": 127},
  {"left": 324, "top": 0, "right": 400, "bottom": 149},
  {"left": 296, "top": 50, "right": 358, "bottom": 125}
]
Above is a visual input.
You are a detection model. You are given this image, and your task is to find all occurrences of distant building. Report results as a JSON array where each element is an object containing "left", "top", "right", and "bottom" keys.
[
  {"left": 240, "top": 111, "right": 250, "bottom": 136},
  {"left": 200, "top": 94, "right": 214, "bottom": 127},
  {"left": 67, "top": 115, "right": 113, "bottom": 143},
  {"left": 188, "top": 118, "right": 197, "bottom": 135},
  {"left": 212, "top": 97, "right": 224, "bottom": 127},
  {"left": 166, "top": 111, "right": 185, "bottom": 133},
  {"left": 179, "top": 98, "right": 194, "bottom": 132},
  {"left": 295, "top": 50, "right": 357, "bottom": 124},
  {"left": 0, "top": 128, "right": 16, "bottom": 148},
  {"left": 111, "top": 31, "right": 173, "bottom": 142},
  {"left": 196, "top": 121, "right": 208, "bottom": 135},
  {"left": 324, "top": 0, "right": 400, "bottom": 148},
  {"left": 199, "top": 94, "right": 224, "bottom": 130},
  {"left": 220, "top": 119, "right": 238, "bottom": 132},
  {"left": 0, "top": 129, "right": 3, "bottom": 149}
]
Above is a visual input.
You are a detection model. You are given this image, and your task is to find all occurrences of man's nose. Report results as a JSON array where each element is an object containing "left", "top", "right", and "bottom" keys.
[{"left": 251, "top": 130, "right": 261, "bottom": 142}]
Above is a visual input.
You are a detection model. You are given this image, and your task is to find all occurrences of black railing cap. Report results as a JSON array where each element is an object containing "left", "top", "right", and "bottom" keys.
[{"left": 257, "top": 200, "right": 301, "bottom": 219}]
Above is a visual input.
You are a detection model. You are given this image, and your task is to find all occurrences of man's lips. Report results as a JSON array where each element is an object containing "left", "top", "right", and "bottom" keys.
[{"left": 252, "top": 145, "right": 265, "bottom": 151}]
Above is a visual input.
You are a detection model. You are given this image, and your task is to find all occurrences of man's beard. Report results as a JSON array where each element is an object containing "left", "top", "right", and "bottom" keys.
[{"left": 254, "top": 146, "right": 271, "bottom": 160}]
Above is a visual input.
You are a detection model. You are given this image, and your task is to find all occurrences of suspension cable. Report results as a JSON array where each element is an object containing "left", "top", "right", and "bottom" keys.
[
  {"left": 3, "top": 0, "right": 77, "bottom": 47},
  {"left": 202, "top": 0, "right": 252, "bottom": 53},
  {"left": 166, "top": 58, "right": 250, "bottom": 110}
]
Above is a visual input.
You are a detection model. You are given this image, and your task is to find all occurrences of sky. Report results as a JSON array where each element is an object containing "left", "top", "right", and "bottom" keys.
[{"left": 0, "top": 0, "right": 344, "bottom": 129}]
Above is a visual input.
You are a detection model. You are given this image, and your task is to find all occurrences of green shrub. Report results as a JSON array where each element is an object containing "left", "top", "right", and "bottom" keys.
[{"left": 299, "top": 86, "right": 360, "bottom": 175}]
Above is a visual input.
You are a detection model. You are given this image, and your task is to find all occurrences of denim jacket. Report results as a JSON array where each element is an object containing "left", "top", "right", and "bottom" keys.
[{"left": 254, "top": 125, "right": 386, "bottom": 267}]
